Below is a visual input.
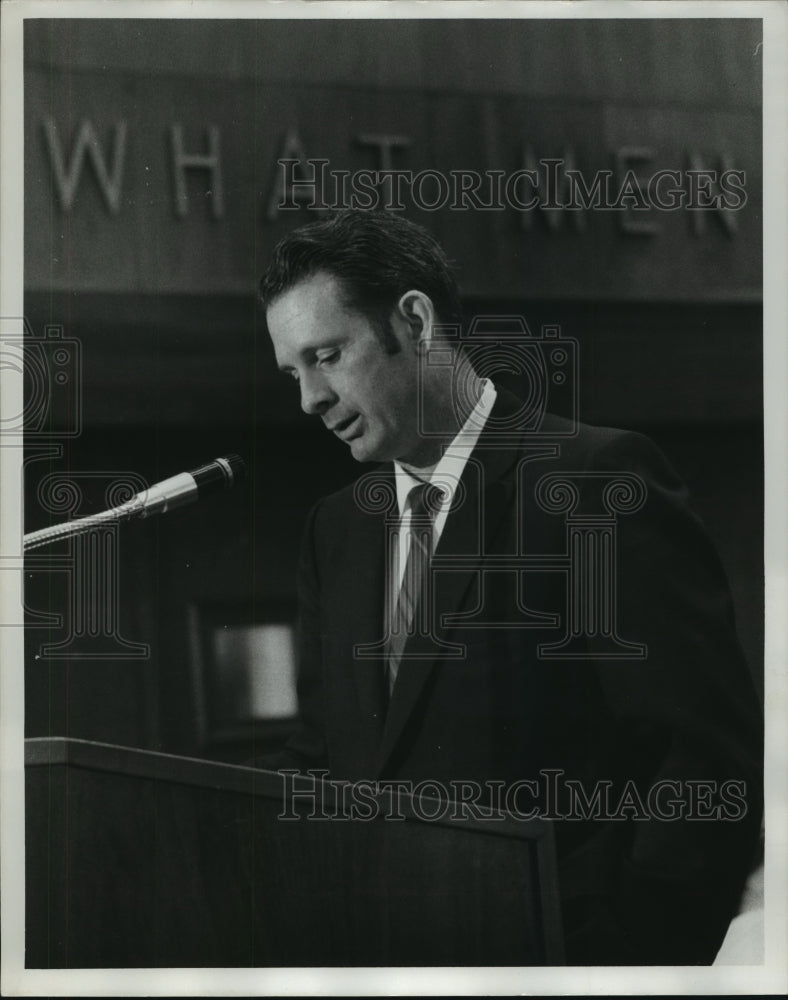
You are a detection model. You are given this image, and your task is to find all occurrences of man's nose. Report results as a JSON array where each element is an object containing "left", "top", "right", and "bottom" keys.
[{"left": 299, "top": 370, "right": 335, "bottom": 416}]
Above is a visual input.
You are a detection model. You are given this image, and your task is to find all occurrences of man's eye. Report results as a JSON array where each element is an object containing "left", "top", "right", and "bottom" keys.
[{"left": 317, "top": 351, "right": 339, "bottom": 367}]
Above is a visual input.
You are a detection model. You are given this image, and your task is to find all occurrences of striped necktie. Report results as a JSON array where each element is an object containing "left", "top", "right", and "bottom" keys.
[{"left": 386, "top": 482, "right": 441, "bottom": 694}]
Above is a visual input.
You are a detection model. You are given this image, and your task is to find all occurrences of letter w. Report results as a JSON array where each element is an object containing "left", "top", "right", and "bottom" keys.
[{"left": 43, "top": 118, "right": 127, "bottom": 214}]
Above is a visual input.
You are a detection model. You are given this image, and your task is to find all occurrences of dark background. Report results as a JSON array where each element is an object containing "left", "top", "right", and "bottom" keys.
[{"left": 22, "top": 18, "right": 763, "bottom": 760}]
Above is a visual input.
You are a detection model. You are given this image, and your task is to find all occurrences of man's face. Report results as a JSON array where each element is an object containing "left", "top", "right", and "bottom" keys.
[{"left": 267, "top": 271, "right": 426, "bottom": 464}]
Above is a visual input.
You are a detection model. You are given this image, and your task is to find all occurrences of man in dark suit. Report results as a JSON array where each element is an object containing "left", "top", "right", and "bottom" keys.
[{"left": 259, "top": 210, "right": 762, "bottom": 965}]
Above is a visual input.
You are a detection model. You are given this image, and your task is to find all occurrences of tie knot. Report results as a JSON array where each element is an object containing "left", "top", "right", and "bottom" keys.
[{"left": 408, "top": 482, "right": 444, "bottom": 519}]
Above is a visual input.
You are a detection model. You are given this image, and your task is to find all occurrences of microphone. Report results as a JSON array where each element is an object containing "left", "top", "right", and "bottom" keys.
[
  {"left": 131, "top": 454, "right": 246, "bottom": 516},
  {"left": 23, "top": 455, "right": 246, "bottom": 551}
]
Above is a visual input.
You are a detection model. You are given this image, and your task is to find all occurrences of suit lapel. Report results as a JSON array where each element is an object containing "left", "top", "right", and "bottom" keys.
[{"left": 336, "top": 467, "right": 392, "bottom": 746}]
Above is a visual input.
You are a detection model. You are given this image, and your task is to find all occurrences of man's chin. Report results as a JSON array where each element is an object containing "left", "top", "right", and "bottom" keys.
[
  {"left": 348, "top": 436, "right": 377, "bottom": 463},
  {"left": 347, "top": 433, "right": 390, "bottom": 464}
]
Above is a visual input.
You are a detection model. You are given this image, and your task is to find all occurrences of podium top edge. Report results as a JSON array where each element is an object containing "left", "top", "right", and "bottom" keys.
[
  {"left": 24, "top": 737, "right": 551, "bottom": 841},
  {"left": 24, "top": 736, "right": 282, "bottom": 795}
]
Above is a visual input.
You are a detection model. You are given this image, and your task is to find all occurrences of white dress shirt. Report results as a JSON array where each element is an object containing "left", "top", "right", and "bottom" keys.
[{"left": 391, "top": 379, "right": 497, "bottom": 587}]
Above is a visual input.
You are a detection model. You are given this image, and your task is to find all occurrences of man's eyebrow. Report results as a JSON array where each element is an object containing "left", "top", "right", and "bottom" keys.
[
  {"left": 277, "top": 338, "right": 345, "bottom": 373},
  {"left": 276, "top": 348, "right": 309, "bottom": 374}
]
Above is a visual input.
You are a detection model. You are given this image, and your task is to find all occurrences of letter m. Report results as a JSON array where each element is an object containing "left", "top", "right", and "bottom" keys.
[
  {"left": 566, "top": 170, "right": 606, "bottom": 210},
  {"left": 564, "top": 779, "right": 608, "bottom": 820},
  {"left": 43, "top": 118, "right": 127, "bottom": 214}
]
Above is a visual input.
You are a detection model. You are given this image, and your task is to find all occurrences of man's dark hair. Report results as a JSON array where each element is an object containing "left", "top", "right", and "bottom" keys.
[{"left": 259, "top": 210, "right": 463, "bottom": 353}]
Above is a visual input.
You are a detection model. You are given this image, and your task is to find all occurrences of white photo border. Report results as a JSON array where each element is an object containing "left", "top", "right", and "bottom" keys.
[{"left": 2, "top": 1, "right": 786, "bottom": 995}]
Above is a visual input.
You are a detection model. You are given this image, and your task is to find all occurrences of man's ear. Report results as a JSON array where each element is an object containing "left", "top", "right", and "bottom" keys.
[{"left": 395, "top": 290, "right": 434, "bottom": 347}]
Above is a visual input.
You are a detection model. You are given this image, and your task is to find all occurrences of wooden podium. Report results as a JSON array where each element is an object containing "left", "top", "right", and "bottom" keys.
[{"left": 25, "top": 737, "right": 564, "bottom": 967}]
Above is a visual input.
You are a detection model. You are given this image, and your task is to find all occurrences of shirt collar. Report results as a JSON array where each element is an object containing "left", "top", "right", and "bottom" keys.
[{"left": 393, "top": 379, "right": 497, "bottom": 515}]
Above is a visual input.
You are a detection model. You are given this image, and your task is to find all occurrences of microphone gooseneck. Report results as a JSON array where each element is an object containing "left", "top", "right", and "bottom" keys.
[{"left": 23, "top": 455, "right": 246, "bottom": 552}]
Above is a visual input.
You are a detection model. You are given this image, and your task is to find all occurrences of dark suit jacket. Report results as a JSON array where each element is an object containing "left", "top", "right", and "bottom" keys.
[{"left": 262, "top": 387, "right": 763, "bottom": 965}]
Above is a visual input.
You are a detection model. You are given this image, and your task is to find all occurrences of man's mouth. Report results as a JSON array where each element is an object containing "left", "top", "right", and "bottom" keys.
[{"left": 329, "top": 413, "right": 362, "bottom": 440}]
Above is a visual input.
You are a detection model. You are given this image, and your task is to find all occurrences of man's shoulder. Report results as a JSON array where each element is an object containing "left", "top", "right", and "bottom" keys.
[
  {"left": 539, "top": 412, "right": 655, "bottom": 462},
  {"left": 309, "top": 463, "right": 393, "bottom": 522},
  {"left": 531, "top": 414, "right": 689, "bottom": 521},
  {"left": 492, "top": 387, "right": 659, "bottom": 466}
]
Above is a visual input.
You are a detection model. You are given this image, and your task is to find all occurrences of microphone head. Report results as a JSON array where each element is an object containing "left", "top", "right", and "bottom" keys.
[
  {"left": 189, "top": 455, "right": 247, "bottom": 495},
  {"left": 220, "top": 454, "right": 247, "bottom": 485}
]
